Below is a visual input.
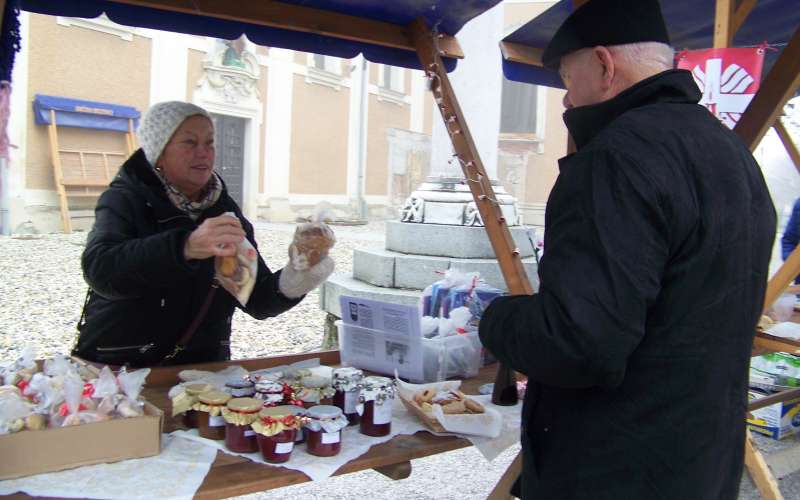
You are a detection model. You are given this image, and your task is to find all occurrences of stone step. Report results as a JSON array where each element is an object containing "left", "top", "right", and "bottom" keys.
[
  {"left": 385, "top": 220, "right": 535, "bottom": 259},
  {"left": 353, "top": 247, "right": 538, "bottom": 291},
  {"left": 320, "top": 274, "right": 423, "bottom": 318}
]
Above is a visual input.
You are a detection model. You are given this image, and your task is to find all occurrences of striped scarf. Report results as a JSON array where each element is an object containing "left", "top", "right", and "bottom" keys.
[{"left": 153, "top": 169, "right": 223, "bottom": 220}]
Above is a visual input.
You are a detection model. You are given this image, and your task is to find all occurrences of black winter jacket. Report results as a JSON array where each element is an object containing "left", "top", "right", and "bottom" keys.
[
  {"left": 72, "top": 149, "right": 301, "bottom": 367},
  {"left": 479, "top": 70, "right": 776, "bottom": 499}
]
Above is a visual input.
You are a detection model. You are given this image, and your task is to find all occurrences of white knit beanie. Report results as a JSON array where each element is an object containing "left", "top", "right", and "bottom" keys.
[{"left": 136, "top": 101, "right": 213, "bottom": 166}]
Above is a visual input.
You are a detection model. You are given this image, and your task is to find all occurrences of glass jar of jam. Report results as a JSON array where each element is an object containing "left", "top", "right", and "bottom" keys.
[
  {"left": 304, "top": 405, "right": 348, "bottom": 457},
  {"left": 178, "top": 383, "right": 211, "bottom": 429},
  {"left": 286, "top": 404, "right": 308, "bottom": 444},
  {"left": 251, "top": 405, "right": 300, "bottom": 463},
  {"left": 225, "top": 377, "right": 255, "bottom": 398},
  {"left": 194, "top": 390, "right": 232, "bottom": 440},
  {"left": 254, "top": 380, "right": 286, "bottom": 407},
  {"left": 222, "top": 397, "right": 262, "bottom": 453},
  {"left": 331, "top": 367, "right": 363, "bottom": 426},
  {"left": 358, "top": 376, "right": 396, "bottom": 437},
  {"left": 294, "top": 375, "right": 335, "bottom": 408}
]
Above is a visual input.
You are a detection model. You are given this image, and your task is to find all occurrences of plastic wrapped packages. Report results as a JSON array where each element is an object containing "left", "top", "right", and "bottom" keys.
[
  {"left": 0, "top": 391, "right": 33, "bottom": 434},
  {"left": 3, "top": 346, "right": 39, "bottom": 386},
  {"left": 116, "top": 367, "right": 151, "bottom": 417},
  {"left": 23, "top": 373, "right": 60, "bottom": 414},
  {"left": 291, "top": 206, "right": 336, "bottom": 270},
  {"left": 215, "top": 211, "right": 258, "bottom": 305},
  {"left": 43, "top": 355, "right": 75, "bottom": 377}
]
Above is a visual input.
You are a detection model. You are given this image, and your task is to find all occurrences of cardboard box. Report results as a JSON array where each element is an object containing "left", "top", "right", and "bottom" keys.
[
  {"left": 747, "top": 390, "right": 800, "bottom": 440},
  {"left": 0, "top": 400, "right": 163, "bottom": 480}
]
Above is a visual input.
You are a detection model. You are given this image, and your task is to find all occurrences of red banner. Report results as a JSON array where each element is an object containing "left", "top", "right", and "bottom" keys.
[{"left": 676, "top": 47, "right": 765, "bottom": 129}]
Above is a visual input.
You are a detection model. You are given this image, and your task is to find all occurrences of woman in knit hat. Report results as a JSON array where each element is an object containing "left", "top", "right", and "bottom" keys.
[{"left": 72, "top": 101, "right": 334, "bottom": 367}]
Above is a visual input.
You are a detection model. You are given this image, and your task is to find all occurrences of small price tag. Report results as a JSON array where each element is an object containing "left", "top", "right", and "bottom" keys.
[
  {"left": 373, "top": 401, "right": 392, "bottom": 425},
  {"left": 275, "top": 441, "right": 294, "bottom": 454},
  {"left": 244, "top": 430, "right": 256, "bottom": 437},
  {"left": 344, "top": 391, "right": 358, "bottom": 413},
  {"left": 321, "top": 431, "right": 341, "bottom": 444},
  {"left": 208, "top": 415, "right": 226, "bottom": 427}
]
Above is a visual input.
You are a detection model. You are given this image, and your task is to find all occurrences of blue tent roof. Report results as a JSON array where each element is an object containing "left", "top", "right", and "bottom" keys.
[
  {"left": 20, "top": 0, "right": 502, "bottom": 72},
  {"left": 502, "top": 0, "right": 800, "bottom": 88},
  {"left": 33, "top": 94, "right": 140, "bottom": 132}
]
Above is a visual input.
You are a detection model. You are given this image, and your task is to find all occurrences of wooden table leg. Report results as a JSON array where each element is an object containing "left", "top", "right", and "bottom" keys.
[
  {"left": 487, "top": 451, "right": 522, "bottom": 500},
  {"left": 373, "top": 461, "right": 412, "bottom": 480},
  {"left": 745, "top": 431, "right": 784, "bottom": 500}
]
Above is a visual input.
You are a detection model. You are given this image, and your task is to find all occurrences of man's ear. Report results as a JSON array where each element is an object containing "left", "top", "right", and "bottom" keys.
[{"left": 593, "top": 46, "right": 615, "bottom": 91}]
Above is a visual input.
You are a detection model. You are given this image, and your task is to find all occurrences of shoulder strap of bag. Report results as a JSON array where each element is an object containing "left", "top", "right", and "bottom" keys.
[{"left": 161, "top": 281, "right": 220, "bottom": 364}]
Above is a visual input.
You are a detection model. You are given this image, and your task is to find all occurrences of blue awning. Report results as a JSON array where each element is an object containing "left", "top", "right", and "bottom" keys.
[
  {"left": 502, "top": 0, "right": 800, "bottom": 88},
  {"left": 20, "top": 0, "right": 502, "bottom": 72},
  {"left": 33, "top": 94, "right": 140, "bottom": 132}
]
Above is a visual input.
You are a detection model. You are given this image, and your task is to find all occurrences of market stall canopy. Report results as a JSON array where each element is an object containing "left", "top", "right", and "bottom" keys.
[
  {"left": 20, "top": 0, "right": 502, "bottom": 72},
  {"left": 500, "top": 0, "right": 800, "bottom": 88},
  {"left": 33, "top": 94, "right": 140, "bottom": 132}
]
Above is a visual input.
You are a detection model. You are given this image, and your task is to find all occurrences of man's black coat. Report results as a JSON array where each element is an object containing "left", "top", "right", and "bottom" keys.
[
  {"left": 480, "top": 70, "right": 776, "bottom": 499},
  {"left": 72, "top": 149, "right": 300, "bottom": 367}
]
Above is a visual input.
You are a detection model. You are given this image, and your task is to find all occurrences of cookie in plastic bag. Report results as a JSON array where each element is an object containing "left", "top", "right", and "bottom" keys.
[{"left": 215, "top": 211, "right": 258, "bottom": 305}]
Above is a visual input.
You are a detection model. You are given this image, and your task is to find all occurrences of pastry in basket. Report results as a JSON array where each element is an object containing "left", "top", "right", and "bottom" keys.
[{"left": 413, "top": 389, "right": 484, "bottom": 415}]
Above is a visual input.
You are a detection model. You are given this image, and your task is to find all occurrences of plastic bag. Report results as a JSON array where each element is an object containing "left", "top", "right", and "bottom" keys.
[
  {"left": 291, "top": 204, "right": 336, "bottom": 270},
  {"left": 0, "top": 392, "right": 33, "bottom": 434},
  {"left": 215, "top": 211, "right": 258, "bottom": 305},
  {"left": 43, "top": 355, "right": 74, "bottom": 377},
  {"left": 115, "top": 367, "right": 151, "bottom": 417},
  {"left": 24, "top": 373, "right": 59, "bottom": 413}
]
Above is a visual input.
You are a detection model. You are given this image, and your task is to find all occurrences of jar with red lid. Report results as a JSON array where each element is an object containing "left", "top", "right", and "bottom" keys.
[
  {"left": 173, "top": 383, "right": 212, "bottom": 429},
  {"left": 194, "top": 390, "right": 232, "bottom": 440},
  {"left": 304, "top": 405, "right": 348, "bottom": 457},
  {"left": 331, "top": 367, "right": 363, "bottom": 425},
  {"left": 222, "top": 397, "right": 262, "bottom": 453},
  {"left": 251, "top": 405, "right": 300, "bottom": 463},
  {"left": 358, "top": 376, "right": 396, "bottom": 437}
]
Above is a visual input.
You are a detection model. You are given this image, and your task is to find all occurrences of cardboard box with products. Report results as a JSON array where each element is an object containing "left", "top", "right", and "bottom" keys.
[{"left": 0, "top": 401, "right": 162, "bottom": 480}]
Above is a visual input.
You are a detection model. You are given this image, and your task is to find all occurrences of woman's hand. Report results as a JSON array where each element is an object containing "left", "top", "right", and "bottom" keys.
[{"left": 184, "top": 215, "right": 246, "bottom": 261}]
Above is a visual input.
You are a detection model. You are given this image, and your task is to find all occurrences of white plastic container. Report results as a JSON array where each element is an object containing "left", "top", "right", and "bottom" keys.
[{"left": 336, "top": 320, "right": 481, "bottom": 382}]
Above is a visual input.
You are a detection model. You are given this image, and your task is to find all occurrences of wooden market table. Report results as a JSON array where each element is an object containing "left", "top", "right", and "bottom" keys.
[{"left": 5, "top": 350, "right": 509, "bottom": 500}]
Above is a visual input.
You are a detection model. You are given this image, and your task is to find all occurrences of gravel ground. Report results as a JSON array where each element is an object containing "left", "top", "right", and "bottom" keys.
[{"left": 0, "top": 220, "right": 797, "bottom": 499}]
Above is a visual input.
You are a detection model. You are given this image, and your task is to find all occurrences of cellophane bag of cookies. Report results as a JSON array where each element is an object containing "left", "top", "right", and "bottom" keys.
[
  {"left": 215, "top": 211, "right": 258, "bottom": 306},
  {"left": 290, "top": 203, "right": 336, "bottom": 270}
]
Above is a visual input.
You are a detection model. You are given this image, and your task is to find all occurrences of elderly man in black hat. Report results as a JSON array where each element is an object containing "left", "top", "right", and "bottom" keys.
[{"left": 479, "top": 0, "right": 776, "bottom": 498}]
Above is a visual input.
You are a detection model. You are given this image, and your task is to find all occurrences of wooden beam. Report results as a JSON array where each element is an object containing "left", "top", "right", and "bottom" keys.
[
  {"left": 106, "top": 0, "right": 464, "bottom": 59},
  {"left": 373, "top": 461, "right": 412, "bottom": 480},
  {"left": 499, "top": 41, "right": 543, "bottom": 67},
  {"left": 753, "top": 332, "right": 800, "bottom": 356},
  {"left": 732, "top": 0, "right": 758, "bottom": 35},
  {"left": 764, "top": 243, "right": 800, "bottom": 314},
  {"left": 0, "top": 1, "right": 6, "bottom": 38},
  {"left": 745, "top": 432, "right": 784, "bottom": 500},
  {"left": 407, "top": 18, "right": 533, "bottom": 296},
  {"left": 734, "top": 27, "right": 800, "bottom": 151},
  {"left": 714, "top": 0, "right": 735, "bottom": 48},
  {"left": 487, "top": 452, "right": 522, "bottom": 500},
  {"left": 749, "top": 387, "right": 800, "bottom": 412},
  {"left": 775, "top": 118, "right": 800, "bottom": 174}
]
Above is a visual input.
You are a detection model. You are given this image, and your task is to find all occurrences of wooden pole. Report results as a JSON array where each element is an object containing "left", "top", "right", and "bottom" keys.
[
  {"left": 406, "top": 19, "right": 533, "bottom": 296},
  {"left": 745, "top": 433, "right": 784, "bottom": 500},
  {"left": 47, "top": 110, "right": 72, "bottom": 233},
  {"left": 713, "top": 0, "right": 735, "bottom": 48},
  {"left": 734, "top": 27, "right": 800, "bottom": 151},
  {"left": 774, "top": 118, "right": 800, "bottom": 175}
]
